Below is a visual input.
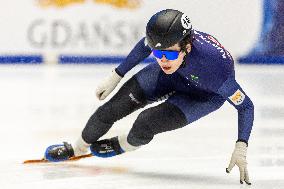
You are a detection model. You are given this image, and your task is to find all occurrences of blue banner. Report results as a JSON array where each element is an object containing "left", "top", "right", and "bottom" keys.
[{"left": 238, "top": 0, "right": 284, "bottom": 64}]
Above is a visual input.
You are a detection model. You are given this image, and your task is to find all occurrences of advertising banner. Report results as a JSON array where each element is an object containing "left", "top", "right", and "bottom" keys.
[{"left": 0, "top": 0, "right": 261, "bottom": 63}]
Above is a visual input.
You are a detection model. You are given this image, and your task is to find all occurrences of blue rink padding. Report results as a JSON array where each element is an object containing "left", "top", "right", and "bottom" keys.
[
  {"left": 238, "top": 0, "right": 284, "bottom": 64},
  {"left": 0, "top": 55, "right": 43, "bottom": 64},
  {"left": 59, "top": 55, "right": 156, "bottom": 64},
  {"left": 238, "top": 55, "right": 284, "bottom": 64},
  {"left": 1, "top": 54, "right": 283, "bottom": 64},
  {"left": 0, "top": 55, "right": 156, "bottom": 64}
]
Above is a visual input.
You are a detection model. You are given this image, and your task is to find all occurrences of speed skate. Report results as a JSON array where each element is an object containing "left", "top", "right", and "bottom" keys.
[{"left": 23, "top": 153, "right": 93, "bottom": 164}]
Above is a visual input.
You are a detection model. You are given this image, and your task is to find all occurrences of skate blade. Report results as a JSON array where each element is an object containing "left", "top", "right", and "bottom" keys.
[{"left": 23, "top": 153, "right": 93, "bottom": 164}]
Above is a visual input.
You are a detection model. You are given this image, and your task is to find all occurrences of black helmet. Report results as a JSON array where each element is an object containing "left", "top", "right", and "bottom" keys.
[{"left": 146, "top": 9, "right": 193, "bottom": 50}]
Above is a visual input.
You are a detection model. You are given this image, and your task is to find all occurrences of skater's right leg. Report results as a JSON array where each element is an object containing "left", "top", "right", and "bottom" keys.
[{"left": 44, "top": 76, "right": 148, "bottom": 161}]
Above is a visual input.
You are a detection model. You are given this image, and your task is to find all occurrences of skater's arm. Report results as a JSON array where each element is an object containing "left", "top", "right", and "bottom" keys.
[
  {"left": 217, "top": 73, "right": 253, "bottom": 185},
  {"left": 115, "top": 37, "right": 152, "bottom": 77},
  {"left": 96, "top": 38, "right": 152, "bottom": 100},
  {"left": 217, "top": 74, "right": 254, "bottom": 144}
]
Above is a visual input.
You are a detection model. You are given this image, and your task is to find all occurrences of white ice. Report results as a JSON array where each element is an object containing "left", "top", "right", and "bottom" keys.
[{"left": 0, "top": 64, "right": 283, "bottom": 189}]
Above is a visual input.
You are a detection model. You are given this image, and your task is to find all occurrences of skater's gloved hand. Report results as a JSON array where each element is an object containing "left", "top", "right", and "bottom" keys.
[
  {"left": 96, "top": 69, "right": 122, "bottom": 100},
  {"left": 226, "top": 141, "right": 251, "bottom": 185}
]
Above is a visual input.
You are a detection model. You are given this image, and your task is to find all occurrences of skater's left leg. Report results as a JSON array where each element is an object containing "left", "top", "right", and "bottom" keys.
[
  {"left": 90, "top": 93, "right": 226, "bottom": 157},
  {"left": 90, "top": 101, "right": 188, "bottom": 157}
]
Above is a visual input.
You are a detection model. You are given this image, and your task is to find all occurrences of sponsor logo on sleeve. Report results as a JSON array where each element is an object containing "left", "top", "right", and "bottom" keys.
[{"left": 229, "top": 89, "right": 245, "bottom": 105}]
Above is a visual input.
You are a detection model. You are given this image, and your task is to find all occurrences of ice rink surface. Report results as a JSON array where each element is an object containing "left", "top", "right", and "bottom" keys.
[{"left": 0, "top": 63, "right": 283, "bottom": 189}]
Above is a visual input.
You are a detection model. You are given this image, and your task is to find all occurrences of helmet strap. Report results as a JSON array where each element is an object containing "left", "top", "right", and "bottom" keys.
[{"left": 180, "top": 51, "right": 188, "bottom": 68}]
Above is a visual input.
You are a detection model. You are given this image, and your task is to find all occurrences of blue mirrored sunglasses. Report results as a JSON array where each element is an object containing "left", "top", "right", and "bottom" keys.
[{"left": 152, "top": 50, "right": 180, "bottom": 60}]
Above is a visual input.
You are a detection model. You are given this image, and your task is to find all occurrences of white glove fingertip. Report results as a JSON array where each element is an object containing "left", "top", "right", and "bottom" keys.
[
  {"left": 96, "top": 92, "right": 101, "bottom": 99},
  {"left": 239, "top": 167, "right": 245, "bottom": 184},
  {"left": 227, "top": 160, "right": 236, "bottom": 173},
  {"left": 99, "top": 95, "right": 105, "bottom": 100},
  {"left": 96, "top": 88, "right": 102, "bottom": 96},
  {"left": 96, "top": 92, "right": 102, "bottom": 100},
  {"left": 244, "top": 167, "right": 251, "bottom": 185},
  {"left": 100, "top": 92, "right": 109, "bottom": 100}
]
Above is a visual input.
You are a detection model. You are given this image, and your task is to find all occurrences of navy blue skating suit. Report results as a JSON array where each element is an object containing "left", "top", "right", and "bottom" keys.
[{"left": 115, "top": 30, "right": 254, "bottom": 143}]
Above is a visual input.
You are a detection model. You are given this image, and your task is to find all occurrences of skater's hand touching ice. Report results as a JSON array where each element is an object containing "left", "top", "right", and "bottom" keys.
[{"left": 226, "top": 141, "right": 251, "bottom": 185}]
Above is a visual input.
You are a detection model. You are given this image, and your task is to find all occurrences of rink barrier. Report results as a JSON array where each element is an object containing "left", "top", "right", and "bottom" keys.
[
  {"left": 0, "top": 55, "right": 156, "bottom": 64},
  {"left": 238, "top": 55, "right": 284, "bottom": 64},
  {"left": 0, "top": 55, "right": 43, "bottom": 64},
  {"left": 58, "top": 55, "right": 156, "bottom": 64},
  {"left": 1, "top": 55, "right": 284, "bottom": 64}
]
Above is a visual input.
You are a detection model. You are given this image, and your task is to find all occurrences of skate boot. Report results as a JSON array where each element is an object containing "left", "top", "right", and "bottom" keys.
[
  {"left": 44, "top": 142, "right": 75, "bottom": 162},
  {"left": 90, "top": 137, "right": 124, "bottom": 158}
]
